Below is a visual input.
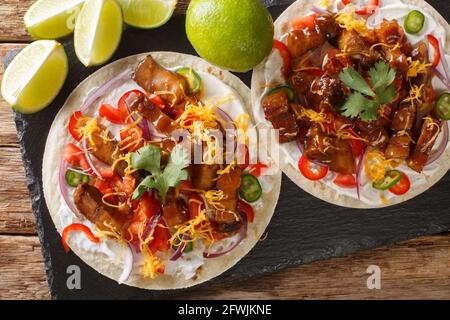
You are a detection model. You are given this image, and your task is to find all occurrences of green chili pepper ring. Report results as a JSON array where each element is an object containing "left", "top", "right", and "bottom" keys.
[{"left": 239, "top": 174, "right": 263, "bottom": 203}]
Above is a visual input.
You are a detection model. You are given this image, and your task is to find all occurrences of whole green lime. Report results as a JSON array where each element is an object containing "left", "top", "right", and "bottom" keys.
[{"left": 186, "top": 0, "right": 274, "bottom": 72}]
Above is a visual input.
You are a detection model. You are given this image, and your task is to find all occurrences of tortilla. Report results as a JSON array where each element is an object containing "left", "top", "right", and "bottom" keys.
[
  {"left": 43, "top": 52, "right": 281, "bottom": 289},
  {"left": 251, "top": 0, "right": 450, "bottom": 209}
]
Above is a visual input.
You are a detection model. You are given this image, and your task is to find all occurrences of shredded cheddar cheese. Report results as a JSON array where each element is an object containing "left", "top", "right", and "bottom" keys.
[
  {"left": 335, "top": 10, "right": 369, "bottom": 37},
  {"left": 101, "top": 192, "right": 127, "bottom": 208},
  {"left": 111, "top": 152, "right": 137, "bottom": 176},
  {"left": 78, "top": 118, "right": 101, "bottom": 145},
  {"left": 204, "top": 190, "right": 226, "bottom": 211},
  {"left": 364, "top": 151, "right": 400, "bottom": 183},
  {"left": 141, "top": 245, "right": 162, "bottom": 279},
  {"left": 406, "top": 84, "right": 425, "bottom": 107},
  {"left": 216, "top": 160, "right": 236, "bottom": 175},
  {"left": 407, "top": 57, "right": 431, "bottom": 79},
  {"left": 397, "top": 130, "right": 415, "bottom": 143},
  {"left": 169, "top": 209, "right": 215, "bottom": 249}
]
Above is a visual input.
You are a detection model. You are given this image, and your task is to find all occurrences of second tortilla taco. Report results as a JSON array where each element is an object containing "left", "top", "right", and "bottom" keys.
[{"left": 252, "top": 0, "right": 450, "bottom": 208}]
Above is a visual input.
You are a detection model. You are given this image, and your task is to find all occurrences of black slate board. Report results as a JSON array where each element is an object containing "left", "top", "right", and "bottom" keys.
[{"left": 4, "top": 0, "right": 450, "bottom": 300}]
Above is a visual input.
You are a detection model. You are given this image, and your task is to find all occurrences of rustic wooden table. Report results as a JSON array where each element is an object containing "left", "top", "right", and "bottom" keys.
[{"left": 1, "top": 0, "right": 450, "bottom": 300}]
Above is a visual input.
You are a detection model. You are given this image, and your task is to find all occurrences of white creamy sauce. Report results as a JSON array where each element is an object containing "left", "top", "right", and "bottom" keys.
[
  {"left": 59, "top": 66, "right": 269, "bottom": 282},
  {"left": 257, "top": 0, "right": 450, "bottom": 205}
]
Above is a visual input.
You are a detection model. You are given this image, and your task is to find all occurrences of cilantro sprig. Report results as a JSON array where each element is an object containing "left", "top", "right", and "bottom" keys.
[
  {"left": 339, "top": 62, "right": 397, "bottom": 121},
  {"left": 131, "top": 144, "right": 190, "bottom": 202}
]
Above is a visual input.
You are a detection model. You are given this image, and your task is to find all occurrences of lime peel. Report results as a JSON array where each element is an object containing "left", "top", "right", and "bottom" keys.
[
  {"left": 117, "top": 0, "right": 177, "bottom": 29},
  {"left": 1, "top": 40, "right": 68, "bottom": 114}
]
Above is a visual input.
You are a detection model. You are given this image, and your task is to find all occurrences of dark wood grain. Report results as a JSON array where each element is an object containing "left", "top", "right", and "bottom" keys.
[
  {"left": 1, "top": 0, "right": 450, "bottom": 300},
  {"left": 0, "top": 0, "right": 191, "bottom": 42}
]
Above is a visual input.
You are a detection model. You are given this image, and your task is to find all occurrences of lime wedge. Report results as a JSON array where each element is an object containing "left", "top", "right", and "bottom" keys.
[
  {"left": 24, "top": 0, "right": 85, "bottom": 39},
  {"left": 117, "top": 0, "right": 177, "bottom": 29},
  {"left": 1, "top": 40, "right": 68, "bottom": 114},
  {"left": 74, "top": 0, "right": 123, "bottom": 67}
]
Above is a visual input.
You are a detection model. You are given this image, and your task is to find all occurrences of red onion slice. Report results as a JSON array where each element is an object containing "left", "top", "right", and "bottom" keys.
[
  {"left": 355, "top": 148, "right": 367, "bottom": 201},
  {"left": 80, "top": 68, "right": 132, "bottom": 113},
  {"left": 433, "top": 68, "right": 450, "bottom": 90},
  {"left": 310, "top": 5, "right": 328, "bottom": 15},
  {"left": 426, "top": 121, "right": 449, "bottom": 165},
  {"left": 118, "top": 243, "right": 134, "bottom": 284},
  {"left": 59, "top": 159, "right": 83, "bottom": 219},
  {"left": 142, "top": 210, "right": 162, "bottom": 241},
  {"left": 81, "top": 140, "right": 102, "bottom": 178},
  {"left": 438, "top": 38, "right": 450, "bottom": 81},
  {"left": 296, "top": 137, "right": 305, "bottom": 154},
  {"left": 170, "top": 234, "right": 190, "bottom": 261},
  {"left": 214, "top": 107, "right": 236, "bottom": 131},
  {"left": 203, "top": 211, "right": 248, "bottom": 259}
]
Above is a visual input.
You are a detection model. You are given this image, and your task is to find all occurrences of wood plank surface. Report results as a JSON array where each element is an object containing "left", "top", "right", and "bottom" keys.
[{"left": 1, "top": 0, "right": 450, "bottom": 300}]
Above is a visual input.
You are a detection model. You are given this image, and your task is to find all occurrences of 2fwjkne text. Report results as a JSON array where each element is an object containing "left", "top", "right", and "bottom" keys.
[{"left": 178, "top": 304, "right": 272, "bottom": 317}]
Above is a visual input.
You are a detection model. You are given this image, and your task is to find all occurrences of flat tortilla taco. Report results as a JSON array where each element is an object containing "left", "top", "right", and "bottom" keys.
[
  {"left": 43, "top": 52, "right": 281, "bottom": 289},
  {"left": 252, "top": 0, "right": 450, "bottom": 208}
]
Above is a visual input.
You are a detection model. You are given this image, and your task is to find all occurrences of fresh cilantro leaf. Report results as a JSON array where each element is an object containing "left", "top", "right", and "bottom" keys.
[
  {"left": 369, "top": 61, "right": 396, "bottom": 91},
  {"left": 375, "top": 84, "right": 397, "bottom": 105},
  {"left": 339, "top": 67, "right": 375, "bottom": 98},
  {"left": 132, "top": 176, "right": 156, "bottom": 200},
  {"left": 341, "top": 92, "right": 379, "bottom": 121},
  {"left": 131, "top": 144, "right": 190, "bottom": 202},
  {"left": 130, "top": 144, "right": 161, "bottom": 176},
  {"left": 339, "top": 62, "right": 397, "bottom": 122},
  {"left": 160, "top": 145, "right": 190, "bottom": 188}
]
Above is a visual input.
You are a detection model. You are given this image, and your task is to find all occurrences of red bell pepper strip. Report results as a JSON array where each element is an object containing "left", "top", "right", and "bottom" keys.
[
  {"left": 389, "top": 172, "right": 411, "bottom": 195},
  {"left": 237, "top": 199, "right": 255, "bottom": 223},
  {"left": 63, "top": 143, "right": 91, "bottom": 172},
  {"left": 68, "top": 111, "right": 87, "bottom": 142},
  {"left": 249, "top": 162, "right": 268, "bottom": 177},
  {"left": 188, "top": 193, "right": 204, "bottom": 220},
  {"left": 333, "top": 173, "right": 357, "bottom": 188},
  {"left": 298, "top": 155, "right": 329, "bottom": 181},
  {"left": 62, "top": 223, "right": 101, "bottom": 253},
  {"left": 342, "top": 0, "right": 351, "bottom": 5},
  {"left": 355, "top": 0, "right": 379, "bottom": 16},
  {"left": 290, "top": 13, "right": 318, "bottom": 30},
  {"left": 427, "top": 34, "right": 441, "bottom": 68},
  {"left": 273, "top": 40, "right": 292, "bottom": 77}
]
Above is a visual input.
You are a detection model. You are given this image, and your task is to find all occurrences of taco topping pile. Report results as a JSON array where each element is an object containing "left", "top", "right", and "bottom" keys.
[
  {"left": 60, "top": 55, "right": 266, "bottom": 281},
  {"left": 263, "top": 1, "right": 450, "bottom": 200}
]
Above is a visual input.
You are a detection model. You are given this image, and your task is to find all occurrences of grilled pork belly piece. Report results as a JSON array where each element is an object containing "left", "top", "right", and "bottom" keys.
[
  {"left": 287, "top": 14, "right": 340, "bottom": 58},
  {"left": 262, "top": 90, "right": 299, "bottom": 143},
  {"left": 337, "top": 29, "right": 379, "bottom": 67},
  {"left": 375, "top": 20, "right": 409, "bottom": 76},
  {"left": 163, "top": 189, "right": 188, "bottom": 228},
  {"left": 88, "top": 125, "right": 128, "bottom": 177},
  {"left": 306, "top": 75, "right": 344, "bottom": 108},
  {"left": 304, "top": 123, "right": 355, "bottom": 174},
  {"left": 408, "top": 117, "right": 442, "bottom": 172},
  {"left": 304, "top": 123, "right": 331, "bottom": 164},
  {"left": 328, "top": 138, "right": 356, "bottom": 174},
  {"left": 133, "top": 55, "right": 188, "bottom": 105},
  {"left": 213, "top": 166, "right": 243, "bottom": 233},
  {"left": 385, "top": 103, "right": 416, "bottom": 160},
  {"left": 74, "top": 184, "right": 129, "bottom": 233},
  {"left": 128, "top": 92, "right": 177, "bottom": 135},
  {"left": 289, "top": 42, "right": 335, "bottom": 95},
  {"left": 356, "top": 120, "right": 389, "bottom": 150},
  {"left": 192, "top": 164, "right": 219, "bottom": 190}
]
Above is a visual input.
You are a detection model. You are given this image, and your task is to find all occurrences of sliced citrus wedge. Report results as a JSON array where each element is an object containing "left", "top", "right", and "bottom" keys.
[
  {"left": 1, "top": 40, "right": 68, "bottom": 114},
  {"left": 24, "top": 0, "right": 86, "bottom": 39},
  {"left": 74, "top": 0, "right": 123, "bottom": 67},
  {"left": 117, "top": 0, "right": 177, "bottom": 29}
]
